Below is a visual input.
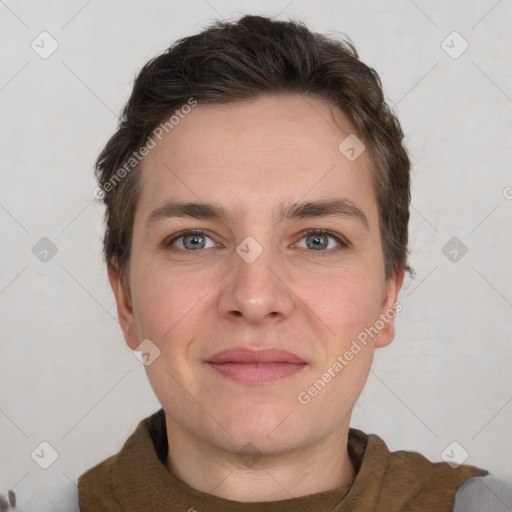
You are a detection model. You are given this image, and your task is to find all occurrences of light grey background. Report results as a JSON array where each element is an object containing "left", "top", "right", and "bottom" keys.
[{"left": 1, "top": 1, "right": 511, "bottom": 510}]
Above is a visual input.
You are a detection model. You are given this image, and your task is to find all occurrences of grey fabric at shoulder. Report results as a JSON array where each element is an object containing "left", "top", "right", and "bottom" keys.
[{"left": 454, "top": 474, "right": 512, "bottom": 512}]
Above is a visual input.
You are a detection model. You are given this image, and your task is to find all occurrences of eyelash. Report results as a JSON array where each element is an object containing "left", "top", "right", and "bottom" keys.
[{"left": 165, "top": 228, "right": 349, "bottom": 254}]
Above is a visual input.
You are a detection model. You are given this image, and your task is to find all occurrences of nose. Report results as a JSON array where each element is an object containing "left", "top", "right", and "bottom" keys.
[{"left": 217, "top": 240, "right": 294, "bottom": 325}]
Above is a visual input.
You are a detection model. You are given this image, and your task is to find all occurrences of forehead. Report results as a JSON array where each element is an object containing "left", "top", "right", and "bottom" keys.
[{"left": 136, "top": 94, "right": 377, "bottom": 224}]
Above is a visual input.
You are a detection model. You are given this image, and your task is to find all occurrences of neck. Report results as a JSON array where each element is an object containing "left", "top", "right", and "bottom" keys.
[{"left": 164, "top": 418, "right": 355, "bottom": 502}]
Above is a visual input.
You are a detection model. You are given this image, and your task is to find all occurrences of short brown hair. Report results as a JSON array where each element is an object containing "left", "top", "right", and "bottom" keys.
[{"left": 95, "top": 14, "right": 412, "bottom": 289}]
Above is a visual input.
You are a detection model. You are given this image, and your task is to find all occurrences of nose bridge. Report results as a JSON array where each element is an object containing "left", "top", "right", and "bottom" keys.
[{"left": 218, "top": 234, "right": 293, "bottom": 323}]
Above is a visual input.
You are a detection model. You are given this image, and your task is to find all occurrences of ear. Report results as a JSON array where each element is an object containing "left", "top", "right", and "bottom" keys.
[
  {"left": 108, "top": 259, "right": 140, "bottom": 350},
  {"left": 374, "top": 265, "right": 405, "bottom": 348}
]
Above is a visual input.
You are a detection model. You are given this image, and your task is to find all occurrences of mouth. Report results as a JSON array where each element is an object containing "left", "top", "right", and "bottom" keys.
[{"left": 205, "top": 347, "right": 307, "bottom": 384}]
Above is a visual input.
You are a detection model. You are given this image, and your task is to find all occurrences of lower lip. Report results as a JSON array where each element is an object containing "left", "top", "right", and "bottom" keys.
[{"left": 207, "top": 362, "right": 306, "bottom": 384}]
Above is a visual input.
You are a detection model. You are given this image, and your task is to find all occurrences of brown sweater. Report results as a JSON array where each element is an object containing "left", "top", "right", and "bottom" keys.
[{"left": 78, "top": 409, "right": 487, "bottom": 511}]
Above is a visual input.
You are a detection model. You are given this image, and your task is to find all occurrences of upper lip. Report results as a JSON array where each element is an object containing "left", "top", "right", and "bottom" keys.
[{"left": 206, "top": 347, "right": 306, "bottom": 364}]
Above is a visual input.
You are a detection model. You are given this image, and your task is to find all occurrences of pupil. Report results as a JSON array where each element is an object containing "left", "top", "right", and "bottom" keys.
[
  {"left": 185, "top": 235, "right": 204, "bottom": 250},
  {"left": 309, "top": 234, "right": 327, "bottom": 250}
]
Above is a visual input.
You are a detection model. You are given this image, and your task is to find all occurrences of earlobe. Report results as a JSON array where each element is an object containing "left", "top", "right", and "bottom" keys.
[
  {"left": 107, "top": 259, "right": 139, "bottom": 350},
  {"left": 374, "top": 265, "right": 405, "bottom": 349}
]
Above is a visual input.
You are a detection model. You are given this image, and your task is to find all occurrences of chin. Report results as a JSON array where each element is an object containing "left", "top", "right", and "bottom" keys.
[{"left": 220, "top": 403, "right": 303, "bottom": 449}]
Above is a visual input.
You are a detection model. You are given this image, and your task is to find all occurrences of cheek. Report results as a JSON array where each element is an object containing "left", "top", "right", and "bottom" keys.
[
  {"left": 305, "top": 269, "right": 383, "bottom": 340},
  {"left": 131, "top": 268, "right": 203, "bottom": 405},
  {"left": 297, "top": 275, "right": 379, "bottom": 414},
  {"left": 130, "top": 262, "right": 214, "bottom": 347}
]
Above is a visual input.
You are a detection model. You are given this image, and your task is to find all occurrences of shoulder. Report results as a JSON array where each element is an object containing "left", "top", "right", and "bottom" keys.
[
  {"left": 349, "top": 429, "right": 489, "bottom": 510},
  {"left": 77, "top": 414, "right": 147, "bottom": 512},
  {"left": 454, "top": 474, "right": 512, "bottom": 511},
  {"left": 77, "top": 409, "right": 164, "bottom": 512},
  {"left": 78, "top": 452, "right": 123, "bottom": 512}
]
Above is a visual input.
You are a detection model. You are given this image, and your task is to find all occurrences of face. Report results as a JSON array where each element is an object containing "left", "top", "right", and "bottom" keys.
[{"left": 110, "top": 94, "right": 403, "bottom": 457}]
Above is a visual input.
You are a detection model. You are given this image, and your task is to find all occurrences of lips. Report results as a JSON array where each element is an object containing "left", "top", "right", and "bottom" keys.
[
  {"left": 206, "top": 347, "right": 307, "bottom": 384},
  {"left": 207, "top": 347, "right": 305, "bottom": 364}
]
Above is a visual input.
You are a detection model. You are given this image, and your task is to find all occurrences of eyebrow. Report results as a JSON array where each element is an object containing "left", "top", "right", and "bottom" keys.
[
  {"left": 277, "top": 199, "right": 369, "bottom": 229},
  {"left": 145, "top": 198, "right": 369, "bottom": 230}
]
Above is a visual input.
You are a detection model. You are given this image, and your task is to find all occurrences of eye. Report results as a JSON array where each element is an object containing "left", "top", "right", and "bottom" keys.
[
  {"left": 166, "top": 230, "right": 217, "bottom": 251},
  {"left": 295, "top": 229, "right": 348, "bottom": 252}
]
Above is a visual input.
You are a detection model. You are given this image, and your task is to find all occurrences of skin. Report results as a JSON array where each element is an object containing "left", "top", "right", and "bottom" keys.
[{"left": 109, "top": 94, "right": 404, "bottom": 502}]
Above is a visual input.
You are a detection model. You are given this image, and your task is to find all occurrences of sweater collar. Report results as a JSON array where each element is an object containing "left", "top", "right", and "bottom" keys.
[{"left": 109, "top": 408, "right": 486, "bottom": 512}]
